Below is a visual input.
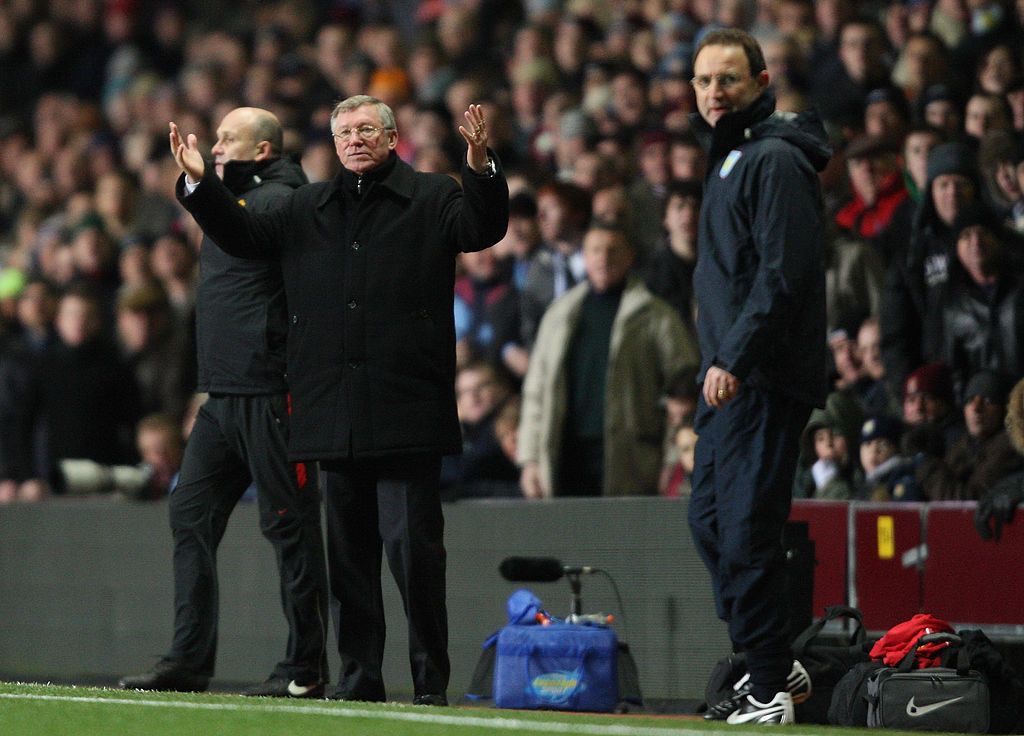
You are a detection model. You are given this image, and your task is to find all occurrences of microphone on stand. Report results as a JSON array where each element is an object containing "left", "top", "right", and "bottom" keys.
[{"left": 499, "top": 556, "right": 598, "bottom": 582}]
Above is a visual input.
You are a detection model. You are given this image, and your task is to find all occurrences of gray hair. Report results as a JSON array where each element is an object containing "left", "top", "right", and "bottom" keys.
[{"left": 330, "top": 95, "right": 397, "bottom": 132}]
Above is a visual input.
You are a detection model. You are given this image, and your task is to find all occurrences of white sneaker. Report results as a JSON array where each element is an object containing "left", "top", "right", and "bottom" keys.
[{"left": 726, "top": 691, "right": 795, "bottom": 725}]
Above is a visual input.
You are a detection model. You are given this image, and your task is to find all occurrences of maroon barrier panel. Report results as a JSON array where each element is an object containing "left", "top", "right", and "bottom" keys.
[
  {"left": 923, "top": 501, "right": 1024, "bottom": 626},
  {"left": 789, "top": 500, "right": 849, "bottom": 616},
  {"left": 851, "top": 504, "right": 924, "bottom": 631}
]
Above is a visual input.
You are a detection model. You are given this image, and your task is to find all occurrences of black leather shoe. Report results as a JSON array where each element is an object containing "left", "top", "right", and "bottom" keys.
[
  {"left": 242, "top": 676, "right": 324, "bottom": 698},
  {"left": 118, "top": 659, "right": 209, "bottom": 692},
  {"left": 412, "top": 694, "right": 448, "bottom": 706},
  {"left": 325, "top": 688, "right": 386, "bottom": 703}
]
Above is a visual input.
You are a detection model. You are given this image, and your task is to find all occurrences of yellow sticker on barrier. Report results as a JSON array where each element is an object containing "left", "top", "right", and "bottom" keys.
[{"left": 877, "top": 515, "right": 895, "bottom": 559}]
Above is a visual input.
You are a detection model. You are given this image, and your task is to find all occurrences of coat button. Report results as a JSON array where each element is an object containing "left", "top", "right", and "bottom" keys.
[
  {"left": 347, "top": 299, "right": 357, "bottom": 309},
  {"left": 352, "top": 241, "right": 360, "bottom": 250},
  {"left": 291, "top": 315, "right": 298, "bottom": 324}
]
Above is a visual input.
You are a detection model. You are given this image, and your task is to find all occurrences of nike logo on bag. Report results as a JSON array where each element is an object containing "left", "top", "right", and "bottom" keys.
[
  {"left": 906, "top": 695, "right": 965, "bottom": 717},
  {"left": 287, "top": 681, "right": 317, "bottom": 697}
]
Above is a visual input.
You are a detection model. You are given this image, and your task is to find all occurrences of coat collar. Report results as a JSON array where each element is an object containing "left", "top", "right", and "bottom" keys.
[{"left": 315, "top": 152, "right": 415, "bottom": 210}]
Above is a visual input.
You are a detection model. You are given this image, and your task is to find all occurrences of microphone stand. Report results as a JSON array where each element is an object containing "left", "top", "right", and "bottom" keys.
[{"left": 566, "top": 571, "right": 583, "bottom": 617}]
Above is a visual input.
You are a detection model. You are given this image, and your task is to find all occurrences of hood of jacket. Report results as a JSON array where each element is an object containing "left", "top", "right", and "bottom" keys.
[
  {"left": 799, "top": 390, "right": 865, "bottom": 465},
  {"left": 221, "top": 156, "right": 307, "bottom": 196},
  {"left": 690, "top": 88, "right": 832, "bottom": 173}
]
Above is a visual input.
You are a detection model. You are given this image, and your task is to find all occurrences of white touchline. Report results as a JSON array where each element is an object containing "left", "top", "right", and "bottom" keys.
[{"left": 0, "top": 692, "right": 767, "bottom": 736}]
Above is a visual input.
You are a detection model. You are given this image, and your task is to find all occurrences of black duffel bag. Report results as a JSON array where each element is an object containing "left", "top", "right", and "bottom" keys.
[{"left": 866, "top": 632, "right": 990, "bottom": 733}]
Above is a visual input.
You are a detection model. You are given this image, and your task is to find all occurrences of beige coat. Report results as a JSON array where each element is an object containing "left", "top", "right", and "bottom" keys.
[{"left": 517, "top": 276, "right": 700, "bottom": 496}]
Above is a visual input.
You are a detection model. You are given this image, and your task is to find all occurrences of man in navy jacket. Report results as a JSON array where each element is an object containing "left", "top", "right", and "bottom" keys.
[
  {"left": 170, "top": 96, "right": 508, "bottom": 705},
  {"left": 687, "top": 29, "right": 829, "bottom": 725}
]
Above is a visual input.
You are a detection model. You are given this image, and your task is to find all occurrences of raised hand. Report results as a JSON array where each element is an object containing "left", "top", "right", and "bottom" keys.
[
  {"left": 457, "top": 103, "right": 490, "bottom": 174},
  {"left": 169, "top": 122, "right": 205, "bottom": 182}
]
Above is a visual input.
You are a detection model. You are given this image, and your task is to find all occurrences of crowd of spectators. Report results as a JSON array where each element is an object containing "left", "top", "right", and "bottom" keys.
[{"left": 1, "top": 0, "right": 1023, "bottom": 505}]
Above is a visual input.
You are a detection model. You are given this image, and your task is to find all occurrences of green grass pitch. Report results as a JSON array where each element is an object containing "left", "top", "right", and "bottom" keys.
[{"left": 0, "top": 682, "right": 976, "bottom": 736}]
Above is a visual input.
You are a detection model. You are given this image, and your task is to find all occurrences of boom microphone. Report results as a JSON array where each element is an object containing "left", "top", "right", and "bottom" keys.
[{"left": 499, "top": 556, "right": 597, "bottom": 582}]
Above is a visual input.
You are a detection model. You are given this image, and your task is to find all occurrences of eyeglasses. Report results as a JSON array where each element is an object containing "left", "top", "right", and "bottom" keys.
[
  {"left": 690, "top": 73, "right": 746, "bottom": 90},
  {"left": 332, "top": 125, "right": 391, "bottom": 141}
]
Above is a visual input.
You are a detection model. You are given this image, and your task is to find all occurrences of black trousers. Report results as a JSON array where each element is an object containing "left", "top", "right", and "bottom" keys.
[
  {"left": 168, "top": 394, "right": 329, "bottom": 682},
  {"left": 688, "top": 387, "right": 810, "bottom": 700},
  {"left": 321, "top": 454, "right": 449, "bottom": 700}
]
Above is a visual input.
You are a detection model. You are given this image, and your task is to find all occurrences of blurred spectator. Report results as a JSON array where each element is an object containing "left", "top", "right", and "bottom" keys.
[
  {"left": 881, "top": 141, "right": 985, "bottom": 392},
  {"left": 978, "top": 129, "right": 1023, "bottom": 220},
  {"left": 856, "top": 315, "right": 895, "bottom": 414},
  {"left": 942, "top": 218, "right": 1024, "bottom": 395},
  {"left": 658, "top": 365, "right": 700, "bottom": 495},
  {"left": 1010, "top": 136, "right": 1024, "bottom": 235},
  {"left": 963, "top": 91, "right": 1013, "bottom": 142},
  {"left": 0, "top": 278, "right": 57, "bottom": 493},
  {"left": 149, "top": 230, "right": 196, "bottom": 326},
  {"left": 627, "top": 129, "right": 672, "bottom": 261},
  {"left": 901, "top": 361, "right": 965, "bottom": 452},
  {"left": 900, "top": 124, "right": 945, "bottom": 205},
  {"left": 453, "top": 245, "right": 521, "bottom": 378},
  {"left": 519, "top": 180, "right": 590, "bottom": 348},
  {"left": 863, "top": 86, "right": 911, "bottom": 144},
  {"left": 857, "top": 413, "right": 921, "bottom": 501},
  {"left": 917, "top": 83, "right": 964, "bottom": 140},
  {"left": 920, "top": 370, "right": 1024, "bottom": 500},
  {"left": 975, "top": 377, "right": 1024, "bottom": 540},
  {"left": 518, "top": 223, "right": 698, "bottom": 498},
  {"left": 834, "top": 134, "right": 909, "bottom": 264},
  {"left": 115, "top": 283, "right": 192, "bottom": 419},
  {"left": 793, "top": 391, "right": 864, "bottom": 500},
  {"left": 441, "top": 360, "right": 519, "bottom": 501},
  {"left": 641, "top": 179, "right": 700, "bottom": 333},
  {"left": 12, "top": 284, "right": 141, "bottom": 495},
  {"left": 810, "top": 17, "right": 891, "bottom": 127},
  {"left": 663, "top": 419, "right": 697, "bottom": 498},
  {"left": 492, "top": 191, "right": 542, "bottom": 292},
  {"left": 668, "top": 131, "right": 707, "bottom": 181},
  {"left": 134, "top": 412, "right": 184, "bottom": 499}
]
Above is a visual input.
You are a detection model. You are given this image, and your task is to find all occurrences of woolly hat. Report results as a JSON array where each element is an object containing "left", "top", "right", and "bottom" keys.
[
  {"left": 904, "top": 362, "right": 954, "bottom": 401},
  {"left": 964, "top": 370, "right": 1010, "bottom": 405},
  {"left": 926, "top": 141, "right": 978, "bottom": 185},
  {"left": 861, "top": 414, "right": 903, "bottom": 445}
]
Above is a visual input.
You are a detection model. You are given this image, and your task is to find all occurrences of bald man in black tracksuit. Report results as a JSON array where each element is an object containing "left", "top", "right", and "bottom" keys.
[{"left": 120, "top": 108, "right": 329, "bottom": 697}]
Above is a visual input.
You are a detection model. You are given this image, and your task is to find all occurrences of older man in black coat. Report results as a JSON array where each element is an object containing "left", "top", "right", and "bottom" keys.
[{"left": 170, "top": 95, "right": 509, "bottom": 705}]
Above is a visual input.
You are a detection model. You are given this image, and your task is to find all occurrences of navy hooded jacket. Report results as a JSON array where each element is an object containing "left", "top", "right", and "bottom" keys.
[{"left": 691, "top": 89, "right": 831, "bottom": 409}]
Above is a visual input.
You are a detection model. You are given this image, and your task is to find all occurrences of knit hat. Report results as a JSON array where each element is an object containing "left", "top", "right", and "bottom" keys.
[
  {"left": 861, "top": 414, "right": 903, "bottom": 444},
  {"left": 926, "top": 141, "right": 978, "bottom": 185},
  {"left": 904, "top": 362, "right": 954, "bottom": 401},
  {"left": 964, "top": 370, "right": 1009, "bottom": 405}
]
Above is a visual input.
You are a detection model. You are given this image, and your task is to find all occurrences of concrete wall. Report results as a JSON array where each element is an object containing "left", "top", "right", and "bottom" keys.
[{"left": 0, "top": 497, "right": 731, "bottom": 701}]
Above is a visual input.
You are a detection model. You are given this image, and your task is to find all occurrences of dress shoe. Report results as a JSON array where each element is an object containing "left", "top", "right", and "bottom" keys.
[
  {"left": 412, "top": 694, "right": 448, "bottom": 706},
  {"left": 118, "top": 659, "right": 209, "bottom": 693}
]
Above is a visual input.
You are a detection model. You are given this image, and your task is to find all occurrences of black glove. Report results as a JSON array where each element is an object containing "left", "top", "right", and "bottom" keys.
[{"left": 975, "top": 473, "right": 1024, "bottom": 541}]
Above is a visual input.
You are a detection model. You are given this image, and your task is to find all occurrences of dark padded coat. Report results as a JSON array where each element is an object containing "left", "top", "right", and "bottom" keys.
[{"left": 179, "top": 152, "right": 509, "bottom": 461}]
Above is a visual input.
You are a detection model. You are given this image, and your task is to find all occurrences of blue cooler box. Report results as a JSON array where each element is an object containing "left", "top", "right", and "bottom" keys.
[{"left": 494, "top": 623, "right": 618, "bottom": 712}]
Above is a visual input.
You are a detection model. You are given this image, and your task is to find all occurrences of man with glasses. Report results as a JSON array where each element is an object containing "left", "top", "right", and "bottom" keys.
[
  {"left": 687, "top": 30, "right": 830, "bottom": 725},
  {"left": 169, "top": 95, "right": 509, "bottom": 705}
]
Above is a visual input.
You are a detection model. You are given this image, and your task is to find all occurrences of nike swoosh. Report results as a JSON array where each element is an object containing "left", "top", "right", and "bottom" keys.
[
  {"left": 906, "top": 695, "right": 965, "bottom": 717},
  {"left": 727, "top": 707, "right": 788, "bottom": 725},
  {"left": 287, "top": 681, "right": 318, "bottom": 697}
]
